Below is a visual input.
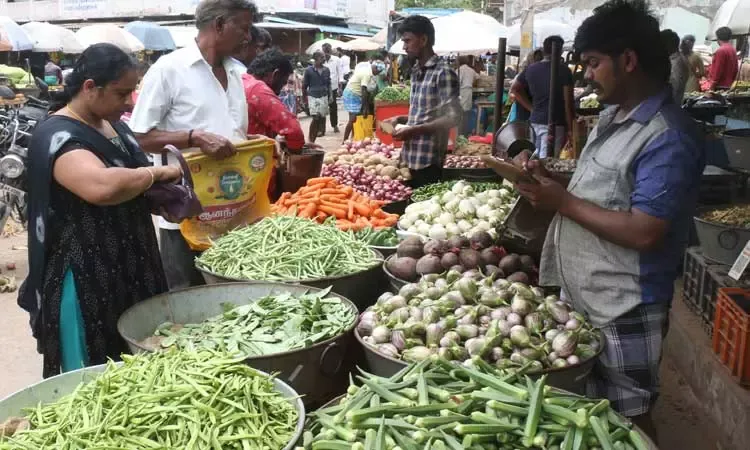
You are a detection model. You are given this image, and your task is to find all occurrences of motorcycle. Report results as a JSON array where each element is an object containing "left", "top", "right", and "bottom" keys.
[{"left": 0, "top": 95, "right": 47, "bottom": 231}]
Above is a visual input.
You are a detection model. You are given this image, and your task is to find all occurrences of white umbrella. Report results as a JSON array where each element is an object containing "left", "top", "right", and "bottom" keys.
[
  {"left": 0, "top": 16, "right": 33, "bottom": 51},
  {"left": 389, "top": 11, "right": 507, "bottom": 56},
  {"left": 372, "top": 28, "right": 387, "bottom": 45},
  {"left": 163, "top": 26, "right": 198, "bottom": 49},
  {"left": 346, "top": 37, "right": 382, "bottom": 52},
  {"left": 507, "top": 19, "right": 576, "bottom": 49},
  {"left": 21, "top": 22, "right": 84, "bottom": 53},
  {"left": 306, "top": 38, "right": 349, "bottom": 55},
  {"left": 76, "top": 24, "right": 145, "bottom": 53},
  {"left": 708, "top": 0, "right": 750, "bottom": 38}
]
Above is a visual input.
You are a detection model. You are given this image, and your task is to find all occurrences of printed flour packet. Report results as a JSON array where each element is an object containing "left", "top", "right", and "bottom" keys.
[{"left": 180, "top": 137, "right": 274, "bottom": 251}]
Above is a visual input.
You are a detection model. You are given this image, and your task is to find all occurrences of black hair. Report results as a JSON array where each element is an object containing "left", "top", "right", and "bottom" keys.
[
  {"left": 716, "top": 26, "right": 732, "bottom": 42},
  {"left": 64, "top": 43, "right": 137, "bottom": 99},
  {"left": 574, "top": 0, "right": 669, "bottom": 83},
  {"left": 251, "top": 25, "right": 272, "bottom": 47},
  {"left": 195, "top": 0, "right": 258, "bottom": 30},
  {"left": 399, "top": 15, "right": 435, "bottom": 47},
  {"left": 543, "top": 35, "right": 564, "bottom": 55},
  {"left": 247, "top": 48, "right": 293, "bottom": 78},
  {"left": 660, "top": 29, "right": 680, "bottom": 54}
]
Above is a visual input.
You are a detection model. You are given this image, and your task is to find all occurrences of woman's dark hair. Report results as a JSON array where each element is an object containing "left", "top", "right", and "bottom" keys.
[
  {"left": 399, "top": 15, "right": 435, "bottom": 47},
  {"left": 660, "top": 29, "right": 680, "bottom": 55},
  {"left": 574, "top": 0, "right": 669, "bottom": 83},
  {"left": 64, "top": 43, "right": 137, "bottom": 99},
  {"left": 247, "top": 48, "right": 293, "bottom": 78},
  {"left": 716, "top": 26, "right": 732, "bottom": 42}
]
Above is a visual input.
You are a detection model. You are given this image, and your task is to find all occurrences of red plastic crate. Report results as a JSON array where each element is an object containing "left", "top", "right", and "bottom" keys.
[{"left": 712, "top": 288, "right": 750, "bottom": 385}]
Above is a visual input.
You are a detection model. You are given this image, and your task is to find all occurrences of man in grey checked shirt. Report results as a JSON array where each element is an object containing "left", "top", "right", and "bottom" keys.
[{"left": 388, "top": 15, "right": 460, "bottom": 188}]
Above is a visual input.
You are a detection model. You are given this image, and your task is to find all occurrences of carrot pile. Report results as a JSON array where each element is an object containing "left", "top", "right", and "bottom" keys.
[{"left": 272, "top": 177, "right": 399, "bottom": 231}]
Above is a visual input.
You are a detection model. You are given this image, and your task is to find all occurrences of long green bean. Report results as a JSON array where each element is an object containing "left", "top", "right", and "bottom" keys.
[
  {"left": 197, "top": 216, "right": 381, "bottom": 281},
  {"left": 0, "top": 349, "right": 298, "bottom": 449}
]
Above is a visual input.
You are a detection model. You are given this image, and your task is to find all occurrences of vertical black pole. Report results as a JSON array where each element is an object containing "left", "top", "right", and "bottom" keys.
[
  {"left": 493, "top": 37, "right": 507, "bottom": 146},
  {"left": 546, "top": 40, "right": 561, "bottom": 158}
]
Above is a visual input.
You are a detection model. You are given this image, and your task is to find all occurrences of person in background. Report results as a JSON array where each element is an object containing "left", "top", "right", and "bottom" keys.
[
  {"left": 681, "top": 35, "right": 705, "bottom": 93},
  {"left": 129, "top": 0, "right": 255, "bottom": 290},
  {"left": 44, "top": 57, "right": 63, "bottom": 85},
  {"left": 303, "top": 51, "right": 330, "bottom": 143},
  {"left": 513, "top": 0, "right": 703, "bottom": 439},
  {"left": 243, "top": 49, "right": 307, "bottom": 200},
  {"left": 511, "top": 37, "right": 574, "bottom": 157},
  {"left": 458, "top": 56, "right": 478, "bottom": 135},
  {"left": 246, "top": 25, "right": 272, "bottom": 64},
  {"left": 321, "top": 43, "right": 341, "bottom": 134},
  {"left": 22, "top": 44, "right": 180, "bottom": 377},
  {"left": 661, "top": 29, "right": 688, "bottom": 103},
  {"left": 508, "top": 49, "right": 543, "bottom": 122},
  {"left": 279, "top": 75, "right": 297, "bottom": 114},
  {"left": 342, "top": 60, "right": 385, "bottom": 142},
  {"left": 387, "top": 15, "right": 460, "bottom": 188},
  {"left": 337, "top": 47, "right": 351, "bottom": 92},
  {"left": 710, "top": 26, "right": 738, "bottom": 90}
]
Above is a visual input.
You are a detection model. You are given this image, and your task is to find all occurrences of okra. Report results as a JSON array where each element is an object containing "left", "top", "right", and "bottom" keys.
[
  {"left": 589, "top": 416, "right": 615, "bottom": 450},
  {"left": 522, "top": 375, "right": 547, "bottom": 447}
]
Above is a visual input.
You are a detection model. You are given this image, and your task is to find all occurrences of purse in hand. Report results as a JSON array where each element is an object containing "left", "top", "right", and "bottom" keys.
[{"left": 143, "top": 145, "right": 203, "bottom": 222}]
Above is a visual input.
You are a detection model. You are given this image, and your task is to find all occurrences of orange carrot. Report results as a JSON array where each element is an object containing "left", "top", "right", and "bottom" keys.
[
  {"left": 299, "top": 202, "right": 317, "bottom": 218},
  {"left": 319, "top": 204, "right": 347, "bottom": 219},
  {"left": 347, "top": 201, "right": 355, "bottom": 221},
  {"left": 307, "top": 177, "right": 335, "bottom": 186},
  {"left": 353, "top": 202, "right": 372, "bottom": 217}
]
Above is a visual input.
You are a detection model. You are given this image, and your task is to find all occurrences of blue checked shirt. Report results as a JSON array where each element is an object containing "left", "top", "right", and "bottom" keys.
[{"left": 402, "top": 55, "right": 460, "bottom": 170}]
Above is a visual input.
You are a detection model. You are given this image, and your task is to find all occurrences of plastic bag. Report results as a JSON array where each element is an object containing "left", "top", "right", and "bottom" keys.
[
  {"left": 353, "top": 115, "right": 374, "bottom": 141},
  {"left": 180, "top": 138, "right": 274, "bottom": 251}
]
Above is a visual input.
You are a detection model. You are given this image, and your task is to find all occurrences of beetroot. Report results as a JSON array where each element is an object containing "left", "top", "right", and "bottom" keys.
[
  {"left": 416, "top": 255, "right": 443, "bottom": 275},
  {"left": 441, "top": 252, "right": 459, "bottom": 269},
  {"left": 520, "top": 254, "right": 536, "bottom": 271},
  {"left": 458, "top": 249, "right": 481, "bottom": 269},
  {"left": 507, "top": 271, "right": 530, "bottom": 284},
  {"left": 499, "top": 254, "right": 521, "bottom": 274},
  {"left": 480, "top": 247, "right": 503, "bottom": 266},
  {"left": 387, "top": 257, "right": 418, "bottom": 281},
  {"left": 397, "top": 239, "right": 424, "bottom": 259},
  {"left": 469, "top": 231, "right": 494, "bottom": 250}
]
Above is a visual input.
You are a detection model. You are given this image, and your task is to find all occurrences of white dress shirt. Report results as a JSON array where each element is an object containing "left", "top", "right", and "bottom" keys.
[
  {"left": 324, "top": 54, "right": 341, "bottom": 92},
  {"left": 129, "top": 40, "right": 248, "bottom": 229},
  {"left": 339, "top": 54, "right": 351, "bottom": 82}
]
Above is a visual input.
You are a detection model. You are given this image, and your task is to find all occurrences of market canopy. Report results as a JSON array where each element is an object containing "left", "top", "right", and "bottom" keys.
[
  {"left": 0, "top": 16, "right": 33, "bottom": 51},
  {"left": 507, "top": 19, "right": 576, "bottom": 50},
  {"left": 163, "top": 26, "right": 198, "bottom": 49},
  {"left": 708, "top": 0, "right": 750, "bottom": 38},
  {"left": 306, "top": 38, "right": 349, "bottom": 55},
  {"left": 346, "top": 37, "right": 383, "bottom": 52},
  {"left": 21, "top": 22, "right": 84, "bottom": 53},
  {"left": 76, "top": 24, "right": 145, "bottom": 53},
  {"left": 124, "top": 21, "right": 176, "bottom": 51},
  {"left": 389, "top": 10, "right": 508, "bottom": 56}
]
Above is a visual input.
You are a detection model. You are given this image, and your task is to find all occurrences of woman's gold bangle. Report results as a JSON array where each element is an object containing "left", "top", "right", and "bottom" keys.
[{"left": 143, "top": 167, "right": 155, "bottom": 190}]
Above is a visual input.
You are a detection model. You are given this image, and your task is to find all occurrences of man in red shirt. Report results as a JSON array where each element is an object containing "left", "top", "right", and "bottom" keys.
[
  {"left": 242, "top": 49, "right": 307, "bottom": 199},
  {"left": 710, "top": 26, "right": 738, "bottom": 90}
]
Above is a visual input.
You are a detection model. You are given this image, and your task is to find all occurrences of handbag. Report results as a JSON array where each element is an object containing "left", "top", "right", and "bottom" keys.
[{"left": 143, "top": 145, "right": 203, "bottom": 222}]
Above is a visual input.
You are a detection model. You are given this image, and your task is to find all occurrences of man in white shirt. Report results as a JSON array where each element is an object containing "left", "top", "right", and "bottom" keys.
[
  {"left": 337, "top": 47, "right": 351, "bottom": 92},
  {"left": 458, "top": 56, "right": 478, "bottom": 135},
  {"left": 129, "top": 0, "right": 256, "bottom": 290},
  {"left": 322, "top": 43, "right": 341, "bottom": 134}
]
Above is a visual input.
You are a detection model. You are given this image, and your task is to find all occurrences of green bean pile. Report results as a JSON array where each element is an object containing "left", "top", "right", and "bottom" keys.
[
  {"left": 0, "top": 349, "right": 299, "bottom": 449},
  {"left": 148, "top": 287, "right": 355, "bottom": 356},
  {"left": 197, "top": 216, "right": 381, "bottom": 281},
  {"left": 411, "top": 180, "right": 504, "bottom": 202}
]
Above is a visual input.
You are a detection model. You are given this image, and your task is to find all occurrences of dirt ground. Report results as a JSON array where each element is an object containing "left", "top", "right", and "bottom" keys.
[{"left": 0, "top": 106, "right": 728, "bottom": 447}]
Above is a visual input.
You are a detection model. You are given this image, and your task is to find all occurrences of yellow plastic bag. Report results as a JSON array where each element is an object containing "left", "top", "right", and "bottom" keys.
[
  {"left": 353, "top": 115, "right": 374, "bottom": 141},
  {"left": 180, "top": 138, "right": 274, "bottom": 251}
]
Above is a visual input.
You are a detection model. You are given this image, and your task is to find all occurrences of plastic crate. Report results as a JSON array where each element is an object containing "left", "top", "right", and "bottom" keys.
[
  {"left": 712, "top": 288, "right": 750, "bottom": 385},
  {"left": 698, "top": 165, "right": 746, "bottom": 205},
  {"left": 682, "top": 247, "right": 727, "bottom": 324}
]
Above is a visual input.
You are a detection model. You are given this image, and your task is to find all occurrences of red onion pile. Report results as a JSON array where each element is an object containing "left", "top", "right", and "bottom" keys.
[
  {"left": 343, "top": 138, "right": 399, "bottom": 159},
  {"left": 444, "top": 155, "right": 487, "bottom": 169},
  {"left": 321, "top": 164, "right": 412, "bottom": 202}
]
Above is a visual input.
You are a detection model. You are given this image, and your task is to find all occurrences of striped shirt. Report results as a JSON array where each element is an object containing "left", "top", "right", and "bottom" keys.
[{"left": 402, "top": 55, "right": 460, "bottom": 170}]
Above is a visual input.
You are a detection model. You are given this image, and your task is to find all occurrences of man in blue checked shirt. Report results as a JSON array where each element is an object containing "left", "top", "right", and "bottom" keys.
[
  {"left": 387, "top": 15, "right": 461, "bottom": 188},
  {"left": 512, "top": 0, "right": 704, "bottom": 442}
]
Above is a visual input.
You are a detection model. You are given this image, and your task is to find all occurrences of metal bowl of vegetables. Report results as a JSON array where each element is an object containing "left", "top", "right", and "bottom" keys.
[
  {"left": 0, "top": 353, "right": 306, "bottom": 450},
  {"left": 382, "top": 254, "right": 412, "bottom": 291},
  {"left": 117, "top": 282, "right": 359, "bottom": 409},
  {"left": 353, "top": 273, "right": 605, "bottom": 394},
  {"left": 195, "top": 216, "right": 385, "bottom": 311}
]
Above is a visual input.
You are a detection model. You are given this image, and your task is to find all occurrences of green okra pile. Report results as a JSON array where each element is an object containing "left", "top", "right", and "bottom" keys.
[{"left": 300, "top": 358, "right": 650, "bottom": 450}]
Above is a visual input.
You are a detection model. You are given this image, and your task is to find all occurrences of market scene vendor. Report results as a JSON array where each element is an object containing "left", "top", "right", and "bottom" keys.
[
  {"left": 4, "top": 0, "right": 750, "bottom": 447},
  {"left": 514, "top": 0, "right": 704, "bottom": 437}
]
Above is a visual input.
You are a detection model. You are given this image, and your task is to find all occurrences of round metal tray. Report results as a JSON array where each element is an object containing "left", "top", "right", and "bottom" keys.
[
  {"left": 196, "top": 249, "right": 384, "bottom": 312},
  {"left": 0, "top": 362, "right": 305, "bottom": 450},
  {"left": 117, "top": 282, "right": 358, "bottom": 408}
]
